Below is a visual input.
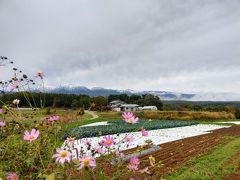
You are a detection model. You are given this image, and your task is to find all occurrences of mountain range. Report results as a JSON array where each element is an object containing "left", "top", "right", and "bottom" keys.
[{"left": 44, "top": 86, "right": 240, "bottom": 102}]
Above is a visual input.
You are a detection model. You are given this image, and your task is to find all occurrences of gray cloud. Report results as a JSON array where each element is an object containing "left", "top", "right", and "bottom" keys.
[{"left": 0, "top": 0, "right": 240, "bottom": 93}]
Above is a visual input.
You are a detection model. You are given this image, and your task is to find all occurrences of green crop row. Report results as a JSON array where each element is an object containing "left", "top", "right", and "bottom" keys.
[{"left": 64, "top": 120, "right": 198, "bottom": 139}]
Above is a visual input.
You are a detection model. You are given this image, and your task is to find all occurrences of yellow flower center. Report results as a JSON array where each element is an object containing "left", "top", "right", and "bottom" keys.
[
  {"left": 13, "top": 175, "right": 17, "bottom": 179},
  {"left": 107, "top": 140, "right": 111, "bottom": 144},
  {"left": 60, "top": 151, "right": 67, "bottom": 158},
  {"left": 84, "top": 158, "right": 90, "bottom": 165},
  {"left": 149, "top": 156, "right": 156, "bottom": 164},
  {"left": 29, "top": 135, "right": 34, "bottom": 140}
]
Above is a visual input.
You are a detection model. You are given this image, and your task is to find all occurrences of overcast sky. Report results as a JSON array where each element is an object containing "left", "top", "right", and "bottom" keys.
[{"left": 0, "top": 0, "right": 240, "bottom": 93}]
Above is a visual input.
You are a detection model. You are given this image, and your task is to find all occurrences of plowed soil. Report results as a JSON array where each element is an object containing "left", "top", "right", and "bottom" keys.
[{"left": 102, "top": 125, "right": 240, "bottom": 179}]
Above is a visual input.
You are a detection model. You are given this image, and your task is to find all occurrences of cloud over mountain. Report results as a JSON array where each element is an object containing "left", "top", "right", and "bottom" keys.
[{"left": 0, "top": 0, "right": 240, "bottom": 93}]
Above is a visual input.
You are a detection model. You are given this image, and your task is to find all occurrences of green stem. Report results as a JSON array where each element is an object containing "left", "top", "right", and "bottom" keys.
[
  {"left": 41, "top": 79, "right": 46, "bottom": 109},
  {"left": 37, "top": 143, "right": 46, "bottom": 170},
  {"left": 18, "top": 83, "right": 33, "bottom": 108}
]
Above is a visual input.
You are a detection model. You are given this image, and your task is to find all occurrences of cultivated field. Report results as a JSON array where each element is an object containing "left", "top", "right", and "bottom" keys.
[{"left": 1, "top": 108, "right": 240, "bottom": 179}]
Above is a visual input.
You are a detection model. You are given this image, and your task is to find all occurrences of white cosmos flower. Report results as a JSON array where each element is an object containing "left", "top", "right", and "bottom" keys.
[{"left": 13, "top": 99, "right": 20, "bottom": 105}]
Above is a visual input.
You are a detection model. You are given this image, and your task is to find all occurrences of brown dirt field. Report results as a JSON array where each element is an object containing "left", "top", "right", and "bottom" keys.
[
  {"left": 223, "top": 173, "right": 240, "bottom": 180},
  {"left": 102, "top": 125, "right": 240, "bottom": 179}
]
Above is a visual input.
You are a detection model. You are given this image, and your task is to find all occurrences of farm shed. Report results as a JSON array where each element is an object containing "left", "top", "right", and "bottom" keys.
[
  {"left": 142, "top": 106, "right": 158, "bottom": 110},
  {"left": 120, "top": 104, "right": 140, "bottom": 111}
]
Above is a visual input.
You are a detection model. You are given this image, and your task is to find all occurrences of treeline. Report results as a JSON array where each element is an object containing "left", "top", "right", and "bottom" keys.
[
  {"left": 0, "top": 92, "right": 163, "bottom": 111},
  {"left": 1, "top": 92, "right": 240, "bottom": 118},
  {"left": 0, "top": 92, "right": 92, "bottom": 109}
]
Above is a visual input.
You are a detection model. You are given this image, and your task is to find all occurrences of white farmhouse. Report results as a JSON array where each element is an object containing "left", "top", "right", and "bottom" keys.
[
  {"left": 109, "top": 100, "right": 126, "bottom": 111},
  {"left": 120, "top": 104, "right": 140, "bottom": 111},
  {"left": 142, "top": 106, "right": 158, "bottom": 110}
]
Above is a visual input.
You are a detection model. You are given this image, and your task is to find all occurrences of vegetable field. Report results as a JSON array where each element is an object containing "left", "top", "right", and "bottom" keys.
[{"left": 66, "top": 120, "right": 198, "bottom": 139}]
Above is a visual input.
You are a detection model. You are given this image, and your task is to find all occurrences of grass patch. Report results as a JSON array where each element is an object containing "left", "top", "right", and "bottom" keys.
[
  {"left": 60, "top": 118, "right": 107, "bottom": 136},
  {"left": 0, "top": 108, "right": 102, "bottom": 178},
  {"left": 135, "top": 110, "right": 235, "bottom": 120},
  {"left": 96, "top": 111, "right": 122, "bottom": 120},
  {"left": 166, "top": 137, "right": 240, "bottom": 180},
  {"left": 97, "top": 111, "right": 235, "bottom": 121}
]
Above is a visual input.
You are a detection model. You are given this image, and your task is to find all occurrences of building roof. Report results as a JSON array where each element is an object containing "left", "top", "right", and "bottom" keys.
[
  {"left": 110, "top": 100, "right": 125, "bottom": 104},
  {"left": 111, "top": 104, "right": 122, "bottom": 108},
  {"left": 120, "top": 104, "right": 139, "bottom": 108},
  {"left": 142, "top": 106, "right": 158, "bottom": 110},
  {"left": 142, "top": 106, "right": 157, "bottom": 108}
]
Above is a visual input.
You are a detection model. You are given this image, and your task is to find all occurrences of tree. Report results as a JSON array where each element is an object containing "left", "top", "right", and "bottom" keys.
[
  {"left": 192, "top": 105, "right": 203, "bottom": 111},
  {"left": 108, "top": 94, "right": 130, "bottom": 103},
  {"left": 139, "top": 94, "right": 163, "bottom": 110},
  {"left": 129, "top": 94, "right": 142, "bottom": 103},
  {"left": 76, "top": 107, "right": 85, "bottom": 120},
  {"left": 235, "top": 108, "right": 240, "bottom": 119},
  {"left": 91, "top": 96, "right": 107, "bottom": 111},
  {"left": 118, "top": 94, "right": 129, "bottom": 102},
  {"left": 71, "top": 99, "right": 80, "bottom": 110},
  {"left": 108, "top": 95, "right": 121, "bottom": 102},
  {"left": 224, "top": 106, "right": 236, "bottom": 114},
  {"left": 79, "top": 107, "right": 85, "bottom": 115},
  {"left": 79, "top": 96, "right": 91, "bottom": 109}
]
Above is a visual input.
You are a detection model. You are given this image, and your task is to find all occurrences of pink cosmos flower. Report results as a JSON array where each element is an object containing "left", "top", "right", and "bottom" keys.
[
  {"left": 82, "top": 138, "right": 92, "bottom": 146},
  {"left": 124, "top": 135, "right": 134, "bottom": 145},
  {"left": 122, "top": 112, "right": 139, "bottom": 124},
  {"left": 7, "top": 172, "right": 18, "bottom": 180},
  {"left": 52, "top": 148, "right": 72, "bottom": 164},
  {"left": 125, "top": 116, "right": 139, "bottom": 124},
  {"left": 101, "top": 135, "right": 114, "bottom": 147},
  {"left": 48, "top": 115, "right": 60, "bottom": 123},
  {"left": 66, "top": 137, "right": 75, "bottom": 146},
  {"left": 122, "top": 112, "right": 134, "bottom": 120},
  {"left": 10, "top": 80, "right": 20, "bottom": 91},
  {"left": 0, "top": 108, "right": 2, "bottom": 113},
  {"left": 78, "top": 156, "right": 96, "bottom": 169},
  {"left": 0, "top": 121, "right": 6, "bottom": 127},
  {"left": 24, "top": 129, "right": 39, "bottom": 142},
  {"left": 35, "top": 71, "right": 44, "bottom": 79},
  {"left": 141, "top": 128, "right": 149, "bottom": 137},
  {"left": 128, "top": 156, "right": 140, "bottom": 171},
  {"left": 93, "top": 144, "right": 105, "bottom": 154},
  {"left": 115, "top": 151, "right": 124, "bottom": 158}
]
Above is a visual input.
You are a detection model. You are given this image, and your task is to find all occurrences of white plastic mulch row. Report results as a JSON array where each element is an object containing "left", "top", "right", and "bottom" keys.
[
  {"left": 81, "top": 121, "right": 110, "bottom": 127},
  {"left": 217, "top": 121, "right": 240, "bottom": 124},
  {"left": 63, "top": 122, "right": 230, "bottom": 157}
]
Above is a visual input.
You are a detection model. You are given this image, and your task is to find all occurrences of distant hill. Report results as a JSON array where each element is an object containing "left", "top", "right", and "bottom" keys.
[{"left": 44, "top": 85, "right": 240, "bottom": 102}]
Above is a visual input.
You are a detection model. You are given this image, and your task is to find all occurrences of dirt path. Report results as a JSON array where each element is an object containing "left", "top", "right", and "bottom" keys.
[{"left": 85, "top": 110, "right": 99, "bottom": 120}]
